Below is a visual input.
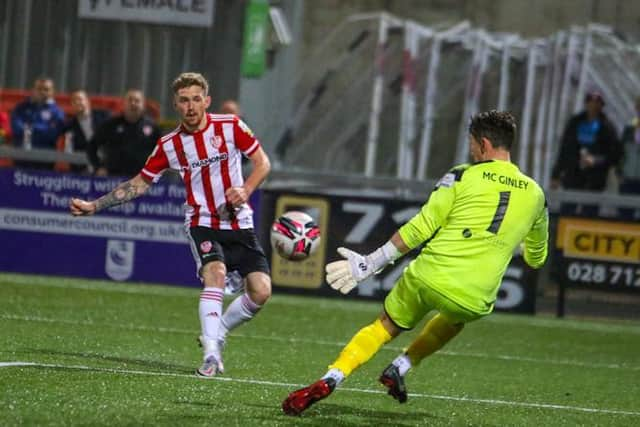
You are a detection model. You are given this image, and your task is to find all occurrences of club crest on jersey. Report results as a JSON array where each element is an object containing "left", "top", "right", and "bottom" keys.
[
  {"left": 210, "top": 135, "right": 223, "bottom": 149},
  {"left": 200, "top": 241, "right": 213, "bottom": 253}
]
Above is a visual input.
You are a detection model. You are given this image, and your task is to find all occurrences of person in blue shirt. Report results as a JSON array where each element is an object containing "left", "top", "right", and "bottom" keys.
[
  {"left": 10, "top": 77, "right": 65, "bottom": 169},
  {"left": 551, "top": 91, "right": 621, "bottom": 216}
]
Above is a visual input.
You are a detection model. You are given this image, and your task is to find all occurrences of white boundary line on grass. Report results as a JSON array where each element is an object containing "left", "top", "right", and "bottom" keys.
[
  {"left": 1, "top": 361, "right": 639, "bottom": 417},
  {"left": 2, "top": 313, "right": 638, "bottom": 372}
]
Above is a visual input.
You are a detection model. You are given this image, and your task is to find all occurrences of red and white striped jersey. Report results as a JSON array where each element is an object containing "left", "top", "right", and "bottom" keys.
[{"left": 141, "top": 113, "right": 261, "bottom": 230}]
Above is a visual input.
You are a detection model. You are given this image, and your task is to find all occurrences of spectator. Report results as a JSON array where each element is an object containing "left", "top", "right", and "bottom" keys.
[
  {"left": 0, "top": 108, "right": 12, "bottom": 168},
  {"left": 0, "top": 109, "right": 11, "bottom": 143},
  {"left": 219, "top": 99, "right": 250, "bottom": 167},
  {"left": 89, "top": 89, "right": 160, "bottom": 177},
  {"left": 61, "top": 90, "right": 110, "bottom": 174},
  {"left": 219, "top": 99, "right": 241, "bottom": 116},
  {"left": 551, "top": 91, "right": 621, "bottom": 216},
  {"left": 618, "top": 95, "right": 640, "bottom": 220},
  {"left": 10, "top": 77, "right": 65, "bottom": 169}
]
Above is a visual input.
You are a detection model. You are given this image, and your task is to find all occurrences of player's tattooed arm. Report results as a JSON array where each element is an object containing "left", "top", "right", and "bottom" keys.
[
  {"left": 70, "top": 174, "right": 151, "bottom": 216},
  {"left": 95, "top": 175, "right": 150, "bottom": 212}
]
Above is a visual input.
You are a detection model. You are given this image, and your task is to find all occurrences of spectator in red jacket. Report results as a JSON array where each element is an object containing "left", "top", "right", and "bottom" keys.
[
  {"left": 0, "top": 109, "right": 12, "bottom": 168},
  {"left": 0, "top": 110, "right": 11, "bottom": 143}
]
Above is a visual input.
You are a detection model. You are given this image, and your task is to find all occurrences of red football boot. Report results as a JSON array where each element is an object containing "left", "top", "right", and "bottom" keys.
[{"left": 282, "top": 378, "right": 336, "bottom": 415}]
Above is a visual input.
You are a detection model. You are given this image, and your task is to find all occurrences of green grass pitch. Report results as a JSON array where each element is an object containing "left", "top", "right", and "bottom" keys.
[{"left": 1, "top": 272, "right": 639, "bottom": 426}]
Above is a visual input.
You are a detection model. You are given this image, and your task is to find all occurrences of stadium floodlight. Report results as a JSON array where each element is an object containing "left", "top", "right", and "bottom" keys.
[{"left": 269, "top": 6, "right": 292, "bottom": 45}]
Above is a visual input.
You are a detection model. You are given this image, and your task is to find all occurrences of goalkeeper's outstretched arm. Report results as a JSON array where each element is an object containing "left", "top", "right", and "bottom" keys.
[
  {"left": 325, "top": 232, "right": 410, "bottom": 294},
  {"left": 325, "top": 183, "right": 453, "bottom": 294},
  {"left": 70, "top": 173, "right": 151, "bottom": 216}
]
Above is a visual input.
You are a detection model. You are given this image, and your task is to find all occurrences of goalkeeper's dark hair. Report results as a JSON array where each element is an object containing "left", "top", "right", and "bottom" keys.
[{"left": 468, "top": 110, "right": 516, "bottom": 150}]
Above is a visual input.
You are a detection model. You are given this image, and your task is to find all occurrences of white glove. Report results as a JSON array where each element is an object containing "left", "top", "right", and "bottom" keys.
[
  {"left": 325, "top": 247, "right": 374, "bottom": 294},
  {"left": 325, "top": 242, "right": 402, "bottom": 294}
]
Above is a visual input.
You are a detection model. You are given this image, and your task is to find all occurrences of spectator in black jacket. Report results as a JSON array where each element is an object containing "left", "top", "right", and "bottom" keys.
[
  {"left": 618, "top": 95, "right": 640, "bottom": 219},
  {"left": 90, "top": 89, "right": 161, "bottom": 177},
  {"left": 62, "top": 90, "right": 110, "bottom": 174},
  {"left": 551, "top": 91, "right": 622, "bottom": 216}
]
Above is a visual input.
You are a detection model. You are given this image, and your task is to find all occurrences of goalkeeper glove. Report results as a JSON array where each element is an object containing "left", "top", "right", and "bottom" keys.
[{"left": 325, "top": 241, "right": 401, "bottom": 294}]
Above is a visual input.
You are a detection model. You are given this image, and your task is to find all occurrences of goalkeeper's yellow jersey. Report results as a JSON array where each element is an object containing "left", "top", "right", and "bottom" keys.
[{"left": 398, "top": 159, "right": 548, "bottom": 314}]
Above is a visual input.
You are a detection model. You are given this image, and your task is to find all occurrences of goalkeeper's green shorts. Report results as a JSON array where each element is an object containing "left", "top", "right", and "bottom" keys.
[{"left": 383, "top": 273, "right": 485, "bottom": 329}]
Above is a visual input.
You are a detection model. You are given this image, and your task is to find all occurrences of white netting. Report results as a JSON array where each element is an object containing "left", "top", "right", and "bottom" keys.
[
  {"left": 278, "top": 14, "right": 640, "bottom": 188},
  {"left": 281, "top": 13, "right": 405, "bottom": 176}
]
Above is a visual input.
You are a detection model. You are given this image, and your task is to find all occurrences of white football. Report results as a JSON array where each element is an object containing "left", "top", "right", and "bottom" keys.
[{"left": 270, "top": 211, "right": 321, "bottom": 261}]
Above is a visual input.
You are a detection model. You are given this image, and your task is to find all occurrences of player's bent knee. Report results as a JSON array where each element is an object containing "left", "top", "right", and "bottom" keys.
[
  {"left": 379, "top": 311, "right": 403, "bottom": 338},
  {"left": 246, "top": 272, "right": 271, "bottom": 305},
  {"left": 201, "top": 261, "right": 226, "bottom": 288}
]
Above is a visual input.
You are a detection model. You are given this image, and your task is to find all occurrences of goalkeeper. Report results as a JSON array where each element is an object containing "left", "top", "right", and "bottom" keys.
[{"left": 282, "top": 110, "right": 549, "bottom": 415}]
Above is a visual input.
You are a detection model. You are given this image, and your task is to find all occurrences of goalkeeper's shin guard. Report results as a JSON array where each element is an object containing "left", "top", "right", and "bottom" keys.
[{"left": 329, "top": 318, "right": 392, "bottom": 377}]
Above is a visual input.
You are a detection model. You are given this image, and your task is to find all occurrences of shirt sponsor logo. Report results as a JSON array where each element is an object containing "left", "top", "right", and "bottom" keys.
[{"left": 182, "top": 153, "right": 228, "bottom": 171}]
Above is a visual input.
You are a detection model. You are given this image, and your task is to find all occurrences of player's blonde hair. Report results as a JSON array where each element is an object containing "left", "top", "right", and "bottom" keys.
[{"left": 172, "top": 72, "right": 209, "bottom": 96}]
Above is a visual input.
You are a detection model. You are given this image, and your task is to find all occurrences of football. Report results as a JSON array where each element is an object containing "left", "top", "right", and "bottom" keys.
[{"left": 270, "top": 211, "right": 321, "bottom": 261}]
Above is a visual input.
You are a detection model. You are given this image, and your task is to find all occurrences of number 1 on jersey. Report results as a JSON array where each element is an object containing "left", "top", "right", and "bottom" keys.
[{"left": 487, "top": 191, "right": 511, "bottom": 234}]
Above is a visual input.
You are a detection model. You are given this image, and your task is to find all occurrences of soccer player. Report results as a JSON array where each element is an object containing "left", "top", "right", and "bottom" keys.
[
  {"left": 70, "top": 72, "right": 272, "bottom": 378},
  {"left": 282, "top": 110, "right": 548, "bottom": 415}
]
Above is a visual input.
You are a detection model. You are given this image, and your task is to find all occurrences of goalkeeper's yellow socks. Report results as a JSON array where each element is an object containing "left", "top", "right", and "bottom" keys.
[
  {"left": 405, "top": 313, "right": 464, "bottom": 366},
  {"left": 327, "top": 318, "right": 392, "bottom": 378}
]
